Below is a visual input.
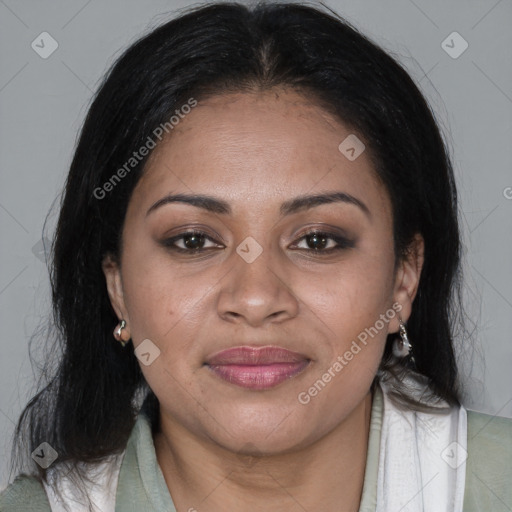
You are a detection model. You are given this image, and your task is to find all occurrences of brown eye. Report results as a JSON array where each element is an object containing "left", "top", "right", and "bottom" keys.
[
  {"left": 179, "top": 232, "right": 206, "bottom": 250},
  {"left": 161, "top": 231, "right": 222, "bottom": 253},
  {"left": 292, "top": 230, "right": 355, "bottom": 253}
]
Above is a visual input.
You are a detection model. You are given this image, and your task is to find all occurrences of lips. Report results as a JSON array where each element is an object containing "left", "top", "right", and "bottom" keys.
[
  {"left": 205, "top": 346, "right": 311, "bottom": 390},
  {"left": 206, "top": 346, "right": 309, "bottom": 365}
]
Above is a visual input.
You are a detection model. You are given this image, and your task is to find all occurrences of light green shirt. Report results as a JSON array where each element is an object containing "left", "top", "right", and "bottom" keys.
[{"left": 2, "top": 386, "right": 511, "bottom": 510}]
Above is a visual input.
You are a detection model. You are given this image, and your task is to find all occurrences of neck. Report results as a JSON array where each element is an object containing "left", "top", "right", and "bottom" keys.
[{"left": 154, "top": 390, "right": 374, "bottom": 512}]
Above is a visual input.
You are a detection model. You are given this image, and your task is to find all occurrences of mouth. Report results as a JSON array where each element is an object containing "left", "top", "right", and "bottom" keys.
[{"left": 204, "top": 346, "right": 311, "bottom": 390}]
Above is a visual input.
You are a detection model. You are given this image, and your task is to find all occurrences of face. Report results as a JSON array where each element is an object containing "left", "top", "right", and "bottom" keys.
[{"left": 103, "top": 88, "right": 423, "bottom": 454}]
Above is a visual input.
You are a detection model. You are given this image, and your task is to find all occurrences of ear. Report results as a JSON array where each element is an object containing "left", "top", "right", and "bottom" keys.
[
  {"left": 389, "top": 233, "right": 424, "bottom": 333},
  {"left": 102, "top": 253, "right": 131, "bottom": 339}
]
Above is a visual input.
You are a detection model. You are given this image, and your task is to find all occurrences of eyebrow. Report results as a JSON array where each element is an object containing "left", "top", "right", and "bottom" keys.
[{"left": 146, "top": 191, "right": 371, "bottom": 219}]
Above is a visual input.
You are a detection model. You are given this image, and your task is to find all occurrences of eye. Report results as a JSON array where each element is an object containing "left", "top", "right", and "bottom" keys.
[
  {"left": 291, "top": 230, "right": 355, "bottom": 253},
  {"left": 160, "top": 229, "right": 354, "bottom": 255},
  {"left": 161, "top": 230, "right": 223, "bottom": 253}
]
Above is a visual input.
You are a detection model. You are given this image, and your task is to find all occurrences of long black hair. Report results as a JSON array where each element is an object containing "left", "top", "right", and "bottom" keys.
[{"left": 8, "top": 0, "right": 467, "bottom": 506}]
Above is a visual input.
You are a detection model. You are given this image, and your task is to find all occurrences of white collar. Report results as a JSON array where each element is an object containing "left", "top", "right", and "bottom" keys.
[{"left": 376, "top": 375, "right": 467, "bottom": 511}]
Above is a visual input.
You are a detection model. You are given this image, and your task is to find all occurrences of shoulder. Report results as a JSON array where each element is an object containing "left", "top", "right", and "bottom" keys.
[
  {"left": 463, "top": 409, "right": 512, "bottom": 510},
  {"left": 466, "top": 408, "right": 512, "bottom": 461},
  {"left": 0, "top": 473, "right": 51, "bottom": 511}
]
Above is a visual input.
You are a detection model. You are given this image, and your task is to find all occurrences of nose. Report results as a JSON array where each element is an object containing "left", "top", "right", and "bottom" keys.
[{"left": 217, "top": 242, "right": 299, "bottom": 327}]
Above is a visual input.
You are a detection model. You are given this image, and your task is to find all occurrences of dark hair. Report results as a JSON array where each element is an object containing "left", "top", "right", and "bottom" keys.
[{"left": 9, "top": 0, "right": 467, "bottom": 506}]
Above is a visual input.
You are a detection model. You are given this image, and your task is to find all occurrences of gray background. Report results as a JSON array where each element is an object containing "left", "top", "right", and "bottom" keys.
[{"left": 1, "top": 0, "right": 511, "bottom": 490}]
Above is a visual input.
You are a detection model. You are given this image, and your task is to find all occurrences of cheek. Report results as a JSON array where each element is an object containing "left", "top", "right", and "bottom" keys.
[
  {"left": 119, "top": 247, "right": 179, "bottom": 338},
  {"left": 120, "top": 244, "right": 218, "bottom": 357},
  {"left": 312, "top": 252, "right": 395, "bottom": 330},
  {"left": 304, "top": 247, "right": 395, "bottom": 380},
  {"left": 299, "top": 271, "right": 391, "bottom": 417}
]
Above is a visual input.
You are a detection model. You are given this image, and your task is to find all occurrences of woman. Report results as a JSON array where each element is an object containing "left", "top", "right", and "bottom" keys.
[{"left": 1, "top": 2, "right": 510, "bottom": 511}]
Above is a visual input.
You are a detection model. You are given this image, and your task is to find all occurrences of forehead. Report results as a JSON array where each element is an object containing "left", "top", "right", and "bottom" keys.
[{"left": 130, "top": 88, "right": 390, "bottom": 220}]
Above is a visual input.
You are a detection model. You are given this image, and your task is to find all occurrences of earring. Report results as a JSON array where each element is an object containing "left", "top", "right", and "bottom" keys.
[
  {"left": 113, "top": 319, "right": 129, "bottom": 347},
  {"left": 393, "top": 317, "right": 416, "bottom": 366}
]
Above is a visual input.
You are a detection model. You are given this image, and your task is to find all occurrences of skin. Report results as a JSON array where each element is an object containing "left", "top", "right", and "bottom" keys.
[{"left": 103, "top": 88, "right": 424, "bottom": 512}]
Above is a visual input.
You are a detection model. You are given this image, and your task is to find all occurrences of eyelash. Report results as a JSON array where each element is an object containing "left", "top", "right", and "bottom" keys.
[{"left": 161, "top": 229, "right": 354, "bottom": 255}]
